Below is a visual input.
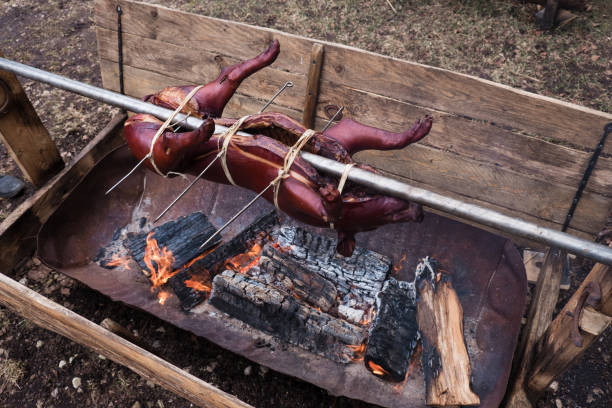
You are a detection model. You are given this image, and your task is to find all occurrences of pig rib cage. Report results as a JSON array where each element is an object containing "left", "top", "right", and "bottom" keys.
[{"left": 1, "top": 56, "right": 611, "bottom": 265}]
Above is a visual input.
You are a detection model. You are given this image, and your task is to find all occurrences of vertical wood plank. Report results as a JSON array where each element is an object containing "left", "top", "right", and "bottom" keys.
[
  {"left": 0, "top": 51, "right": 63, "bottom": 186},
  {"left": 302, "top": 43, "right": 324, "bottom": 129},
  {"left": 504, "top": 248, "right": 564, "bottom": 408}
]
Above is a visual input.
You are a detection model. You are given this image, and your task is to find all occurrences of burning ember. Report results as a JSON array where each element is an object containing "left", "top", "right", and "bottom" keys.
[
  {"left": 360, "top": 307, "right": 377, "bottom": 326},
  {"left": 367, "top": 361, "right": 391, "bottom": 377},
  {"left": 393, "top": 253, "right": 407, "bottom": 273},
  {"left": 346, "top": 343, "right": 366, "bottom": 361},
  {"left": 157, "top": 290, "right": 170, "bottom": 305},
  {"left": 184, "top": 278, "right": 211, "bottom": 293},
  {"left": 225, "top": 242, "right": 263, "bottom": 274},
  {"left": 105, "top": 255, "right": 132, "bottom": 270}
]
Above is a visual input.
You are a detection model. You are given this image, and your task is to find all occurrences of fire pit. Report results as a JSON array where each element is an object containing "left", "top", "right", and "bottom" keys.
[{"left": 38, "top": 145, "right": 526, "bottom": 407}]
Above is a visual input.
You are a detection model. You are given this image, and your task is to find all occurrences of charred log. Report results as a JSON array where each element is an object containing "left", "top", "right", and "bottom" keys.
[
  {"left": 168, "top": 211, "right": 279, "bottom": 311},
  {"left": 415, "top": 258, "right": 480, "bottom": 406},
  {"left": 123, "top": 212, "right": 219, "bottom": 271},
  {"left": 256, "top": 245, "right": 338, "bottom": 312},
  {"left": 274, "top": 226, "right": 391, "bottom": 322},
  {"left": 364, "top": 278, "right": 419, "bottom": 382},
  {"left": 209, "top": 270, "right": 366, "bottom": 363}
]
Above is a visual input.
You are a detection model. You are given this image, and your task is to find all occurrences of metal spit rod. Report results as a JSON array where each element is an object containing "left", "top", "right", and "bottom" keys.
[{"left": 1, "top": 56, "right": 611, "bottom": 265}]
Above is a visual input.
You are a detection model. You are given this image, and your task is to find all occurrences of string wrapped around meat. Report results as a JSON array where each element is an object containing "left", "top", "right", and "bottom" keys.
[
  {"left": 214, "top": 113, "right": 432, "bottom": 256},
  {"left": 125, "top": 114, "right": 342, "bottom": 229},
  {"left": 125, "top": 40, "right": 433, "bottom": 256}
]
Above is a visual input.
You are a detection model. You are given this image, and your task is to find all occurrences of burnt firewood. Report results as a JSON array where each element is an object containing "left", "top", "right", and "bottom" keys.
[
  {"left": 256, "top": 244, "right": 338, "bottom": 312},
  {"left": 415, "top": 257, "right": 480, "bottom": 406},
  {"left": 168, "top": 211, "right": 279, "bottom": 311},
  {"left": 209, "top": 270, "right": 366, "bottom": 363},
  {"left": 169, "top": 271, "right": 211, "bottom": 311},
  {"left": 124, "top": 212, "right": 219, "bottom": 271},
  {"left": 364, "top": 278, "right": 419, "bottom": 382},
  {"left": 274, "top": 226, "right": 391, "bottom": 321}
]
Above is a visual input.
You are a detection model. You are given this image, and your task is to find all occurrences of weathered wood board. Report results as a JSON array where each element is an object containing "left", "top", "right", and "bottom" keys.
[{"left": 94, "top": 0, "right": 612, "bottom": 244}]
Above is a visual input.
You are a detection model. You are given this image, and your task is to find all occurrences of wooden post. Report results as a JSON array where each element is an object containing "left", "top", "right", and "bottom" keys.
[
  {"left": 0, "top": 271, "right": 252, "bottom": 408},
  {"left": 527, "top": 247, "right": 612, "bottom": 397},
  {"left": 0, "top": 51, "right": 63, "bottom": 187},
  {"left": 301, "top": 43, "right": 324, "bottom": 129},
  {"left": 504, "top": 248, "right": 564, "bottom": 408}
]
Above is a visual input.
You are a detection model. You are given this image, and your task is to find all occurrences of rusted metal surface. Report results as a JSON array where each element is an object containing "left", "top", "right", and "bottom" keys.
[{"left": 38, "top": 145, "right": 526, "bottom": 408}]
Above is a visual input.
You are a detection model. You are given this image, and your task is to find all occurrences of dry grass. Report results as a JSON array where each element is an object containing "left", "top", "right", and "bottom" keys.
[
  {"left": 155, "top": 0, "right": 610, "bottom": 113},
  {"left": 0, "top": 358, "right": 25, "bottom": 390}
]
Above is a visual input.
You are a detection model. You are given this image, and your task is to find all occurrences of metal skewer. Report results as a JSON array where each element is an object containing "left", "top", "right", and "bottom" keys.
[
  {"left": 153, "top": 82, "right": 294, "bottom": 222},
  {"left": 259, "top": 81, "right": 293, "bottom": 113},
  {"left": 321, "top": 106, "right": 344, "bottom": 132},
  {"left": 105, "top": 155, "right": 149, "bottom": 195}
]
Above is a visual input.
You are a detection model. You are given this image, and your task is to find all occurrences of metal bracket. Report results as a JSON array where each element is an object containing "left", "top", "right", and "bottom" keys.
[{"left": 0, "top": 78, "right": 11, "bottom": 116}]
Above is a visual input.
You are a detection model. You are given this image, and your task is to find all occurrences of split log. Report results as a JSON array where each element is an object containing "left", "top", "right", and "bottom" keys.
[
  {"left": 526, "top": 246, "right": 612, "bottom": 397},
  {"left": 209, "top": 270, "right": 366, "bottom": 363},
  {"left": 364, "top": 278, "right": 419, "bottom": 382},
  {"left": 257, "top": 244, "right": 337, "bottom": 312},
  {"left": 416, "top": 259, "right": 480, "bottom": 406}
]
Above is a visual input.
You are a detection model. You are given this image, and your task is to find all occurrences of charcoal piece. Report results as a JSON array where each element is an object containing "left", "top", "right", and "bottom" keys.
[
  {"left": 168, "top": 211, "right": 278, "bottom": 311},
  {"left": 209, "top": 271, "right": 366, "bottom": 363},
  {"left": 257, "top": 244, "right": 337, "bottom": 312},
  {"left": 364, "top": 278, "right": 419, "bottom": 382},
  {"left": 273, "top": 226, "right": 391, "bottom": 311},
  {"left": 169, "top": 271, "right": 209, "bottom": 311},
  {"left": 124, "top": 212, "right": 219, "bottom": 271}
]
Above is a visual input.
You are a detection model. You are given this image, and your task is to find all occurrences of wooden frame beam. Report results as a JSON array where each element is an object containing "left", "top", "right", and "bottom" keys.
[
  {"left": 0, "top": 51, "right": 63, "bottom": 187},
  {"left": 527, "top": 246, "right": 612, "bottom": 397},
  {"left": 0, "top": 271, "right": 252, "bottom": 408}
]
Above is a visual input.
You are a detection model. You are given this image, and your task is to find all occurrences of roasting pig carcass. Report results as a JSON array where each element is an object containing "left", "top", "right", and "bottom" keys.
[{"left": 123, "top": 40, "right": 432, "bottom": 256}]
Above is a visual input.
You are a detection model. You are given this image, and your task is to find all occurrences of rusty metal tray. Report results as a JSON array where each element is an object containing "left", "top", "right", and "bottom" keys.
[{"left": 38, "top": 146, "right": 527, "bottom": 408}]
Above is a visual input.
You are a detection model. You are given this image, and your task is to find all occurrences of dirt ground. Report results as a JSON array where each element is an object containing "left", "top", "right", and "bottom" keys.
[{"left": 0, "top": 0, "right": 610, "bottom": 407}]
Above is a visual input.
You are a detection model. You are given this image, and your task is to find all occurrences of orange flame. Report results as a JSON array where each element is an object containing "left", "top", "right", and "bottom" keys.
[
  {"left": 393, "top": 253, "right": 407, "bottom": 272},
  {"left": 225, "top": 242, "right": 263, "bottom": 274},
  {"left": 184, "top": 278, "right": 211, "bottom": 292},
  {"left": 367, "top": 361, "right": 390, "bottom": 377},
  {"left": 360, "top": 307, "right": 377, "bottom": 326},
  {"left": 106, "top": 255, "right": 132, "bottom": 270},
  {"left": 157, "top": 290, "right": 170, "bottom": 305},
  {"left": 346, "top": 343, "right": 366, "bottom": 362},
  {"left": 143, "top": 232, "right": 179, "bottom": 289}
]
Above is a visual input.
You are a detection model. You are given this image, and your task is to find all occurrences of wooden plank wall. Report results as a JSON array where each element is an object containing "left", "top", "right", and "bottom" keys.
[{"left": 94, "top": 0, "right": 612, "bottom": 243}]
